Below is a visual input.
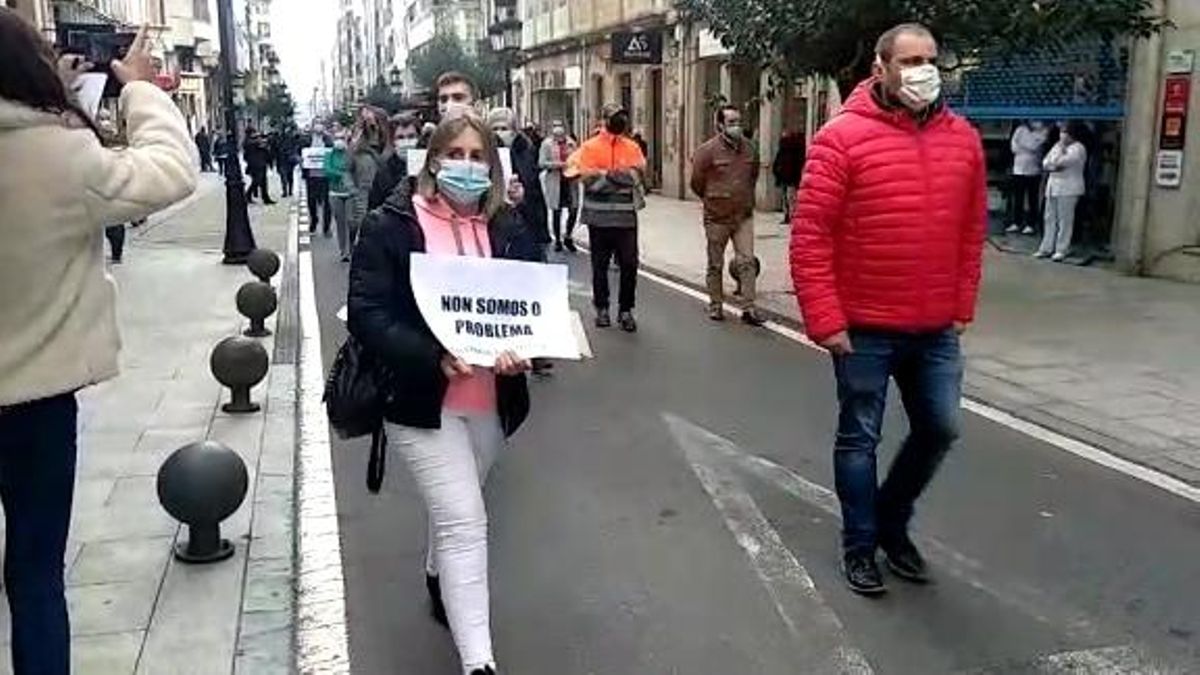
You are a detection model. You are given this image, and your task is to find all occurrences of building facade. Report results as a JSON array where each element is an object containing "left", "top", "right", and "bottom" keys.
[
  {"left": 1114, "top": 0, "right": 1200, "bottom": 282},
  {"left": 513, "top": 1, "right": 833, "bottom": 206}
]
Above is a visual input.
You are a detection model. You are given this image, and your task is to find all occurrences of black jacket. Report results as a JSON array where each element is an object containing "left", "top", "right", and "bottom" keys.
[
  {"left": 347, "top": 189, "right": 540, "bottom": 436},
  {"left": 508, "top": 133, "right": 550, "bottom": 244},
  {"left": 368, "top": 151, "right": 409, "bottom": 211},
  {"left": 244, "top": 138, "right": 272, "bottom": 171}
]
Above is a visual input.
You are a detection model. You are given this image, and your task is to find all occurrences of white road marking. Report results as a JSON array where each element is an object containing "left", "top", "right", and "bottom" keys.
[
  {"left": 667, "top": 413, "right": 1177, "bottom": 672},
  {"left": 630, "top": 265, "right": 1200, "bottom": 506},
  {"left": 1028, "top": 644, "right": 1181, "bottom": 674},
  {"left": 295, "top": 224, "right": 351, "bottom": 670},
  {"left": 707, "top": 433, "right": 1104, "bottom": 643},
  {"left": 664, "top": 413, "right": 874, "bottom": 674}
]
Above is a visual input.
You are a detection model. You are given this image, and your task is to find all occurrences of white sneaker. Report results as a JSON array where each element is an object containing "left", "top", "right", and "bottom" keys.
[
  {"left": 1021, "top": 226, "right": 1035, "bottom": 235},
  {"left": 1051, "top": 253, "right": 1067, "bottom": 262},
  {"left": 1005, "top": 224, "right": 1020, "bottom": 233}
]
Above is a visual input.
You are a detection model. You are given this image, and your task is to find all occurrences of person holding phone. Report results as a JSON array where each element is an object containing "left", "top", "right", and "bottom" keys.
[
  {"left": 0, "top": 13, "right": 197, "bottom": 673},
  {"left": 348, "top": 113, "right": 539, "bottom": 675}
]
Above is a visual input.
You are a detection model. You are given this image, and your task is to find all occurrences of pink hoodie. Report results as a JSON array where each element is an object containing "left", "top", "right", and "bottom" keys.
[{"left": 413, "top": 194, "right": 497, "bottom": 413}]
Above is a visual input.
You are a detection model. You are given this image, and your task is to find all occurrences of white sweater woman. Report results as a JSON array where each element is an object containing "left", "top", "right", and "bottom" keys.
[
  {"left": 1036, "top": 127, "right": 1088, "bottom": 261},
  {"left": 0, "top": 17, "right": 196, "bottom": 672}
]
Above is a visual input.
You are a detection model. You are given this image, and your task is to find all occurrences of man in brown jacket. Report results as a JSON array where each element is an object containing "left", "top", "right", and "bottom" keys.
[{"left": 691, "top": 105, "right": 764, "bottom": 325}]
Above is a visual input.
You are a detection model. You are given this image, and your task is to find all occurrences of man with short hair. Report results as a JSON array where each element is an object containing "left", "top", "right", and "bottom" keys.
[
  {"left": 567, "top": 103, "right": 646, "bottom": 332},
  {"left": 790, "top": 23, "right": 987, "bottom": 596},
  {"left": 691, "top": 104, "right": 763, "bottom": 326},
  {"left": 436, "top": 71, "right": 476, "bottom": 120}
]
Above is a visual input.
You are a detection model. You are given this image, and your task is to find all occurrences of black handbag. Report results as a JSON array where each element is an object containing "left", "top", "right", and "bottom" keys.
[
  {"left": 366, "top": 426, "right": 386, "bottom": 493},
  {"left": 323, "top": 335, "right": 387, "bottom": 440}
]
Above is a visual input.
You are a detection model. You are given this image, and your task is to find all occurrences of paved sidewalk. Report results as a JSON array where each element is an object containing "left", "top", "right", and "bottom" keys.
[
  {"left": 0, "top": 174, "right": 299, "bottom": 674},
  {"left": 580, "top": 195, "right": 1200, "bottom": 486}
]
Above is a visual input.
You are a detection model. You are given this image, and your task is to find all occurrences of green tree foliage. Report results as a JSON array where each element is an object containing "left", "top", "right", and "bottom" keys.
[
  {"left": 256, "top": 82, "right": 297, "bottom": 131},
  {"left": 364, "top": 75, "right": 405, "bottom": 114},
  {"left": 677, "top": 0, "right": 1169, "bottom": 97},
  {"left": 407, "top": 32, "right": 506, "bottom": 100}
]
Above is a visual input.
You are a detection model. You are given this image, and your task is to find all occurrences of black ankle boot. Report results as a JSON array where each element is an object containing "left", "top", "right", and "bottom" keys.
[{"left": 425, "top": 574, "right": 448, "bottom": 628}]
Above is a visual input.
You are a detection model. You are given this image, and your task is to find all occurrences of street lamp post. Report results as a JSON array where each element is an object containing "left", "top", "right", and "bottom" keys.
[
  {"left": 217, "top": 0, "right": 256, "bottom": 265},
  {"left": 488, "top": 5, "right": 523, "bottom": 108}
]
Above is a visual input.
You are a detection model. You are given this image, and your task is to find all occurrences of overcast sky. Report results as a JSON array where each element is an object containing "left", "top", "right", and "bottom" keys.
[{"left": 271, "top": 0, "right": 336, "bottom": 116}]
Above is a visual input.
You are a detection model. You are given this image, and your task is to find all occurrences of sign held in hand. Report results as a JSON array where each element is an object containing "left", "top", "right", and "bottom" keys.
[{"left": 410, "top": 254, "right": 580, "bottom": 367}]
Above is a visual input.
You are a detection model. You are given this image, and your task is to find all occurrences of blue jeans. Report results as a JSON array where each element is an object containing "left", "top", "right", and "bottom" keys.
[
  {"left": 0, "top": 393, "right": 78, "bottom": 675},
  {"left": 831, "top": 329, "right": 962, "bottom": 556}
]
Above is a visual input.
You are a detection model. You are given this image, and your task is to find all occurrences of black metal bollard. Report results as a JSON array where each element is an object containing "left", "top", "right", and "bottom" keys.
[
  {"left": 210, "top": 335, "right": 269, "bottom": 413},
  {"left": 157, "top": 441, "right": 249, "bottom": 563},
  {"left": 237, "top": 280, "right": 278, "bottom": 338},
  {"left": 246, "top": 248, "right": 281, "bottom": 283}
]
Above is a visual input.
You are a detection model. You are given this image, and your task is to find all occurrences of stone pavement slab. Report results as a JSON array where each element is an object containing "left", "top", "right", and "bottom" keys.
[
  {"left": 581, "top": 195, "right": 1200, "bottom": 486},
  {"left": 0, "top": 174, "right": 299, "bottom": 674}
]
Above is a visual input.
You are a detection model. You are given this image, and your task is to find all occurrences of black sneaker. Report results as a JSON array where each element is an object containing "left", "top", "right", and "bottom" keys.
[
  {"left": 708, "top": 304, "right": 725, "bottom": 321},
  {"left": 595, "top": 308, "right": 612, "bottom": 328},
  {"left": 554, "top": 241, "right": 564, "bottom": 252},
  {"left": 564, "top": 239, "right": 577, "bottom": 253},
  {"left": 469, "top": 667, "right": 495, "bottom": 675},
  {"left": 741, "top": 311, "right": 766, "bottom": 327},
  {"left": 881, "top": 534, "right": 929, "bottom": 583},
  {"left": 426, "top": 574, "right": 449, "bottom": 628},
  {"left": 842, "top": 552, "right": 886, "bottom": 595},
  {"left": 618, "top": 311, "right": 637, "bottom": 333}
]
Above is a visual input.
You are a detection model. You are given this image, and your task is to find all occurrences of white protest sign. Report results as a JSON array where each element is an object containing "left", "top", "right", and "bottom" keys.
[
  {"left": 73, "top": 73, "right": 107, "bottom": 120},
  {"left": 410, "top": 254, "right": 579, "bottom": 367},
  {"left": 407, "top": 147, "right": 514, "bottom": 184},
  {"left": 301, "top": 147, "right": 328, "bottom": 170}
]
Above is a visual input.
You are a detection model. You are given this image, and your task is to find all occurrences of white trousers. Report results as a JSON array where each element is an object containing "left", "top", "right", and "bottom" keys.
[
  {"left": 385, "top": 412, "right": 504, "bottom": 674},
  {"left": 1039, "top": 195, "right": 1079, "bottom": 257}
]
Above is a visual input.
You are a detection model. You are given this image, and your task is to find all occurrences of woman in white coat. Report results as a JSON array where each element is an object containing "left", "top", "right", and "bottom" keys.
[
  {"left": 0, "top": 13, "right": 197, "bottom": 673},
  {"left": 1036, "top": 121, "right": 1088, "bottom": 262}
]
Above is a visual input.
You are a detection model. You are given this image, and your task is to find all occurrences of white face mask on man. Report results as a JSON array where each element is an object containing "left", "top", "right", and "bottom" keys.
[{"left": 899, "top": 64, "right": 942, "bottom": 109}]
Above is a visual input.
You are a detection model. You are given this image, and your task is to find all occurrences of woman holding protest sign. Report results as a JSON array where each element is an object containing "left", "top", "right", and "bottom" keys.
[{"left": 348, "top": 113, "right": 539, "bottom": 675}]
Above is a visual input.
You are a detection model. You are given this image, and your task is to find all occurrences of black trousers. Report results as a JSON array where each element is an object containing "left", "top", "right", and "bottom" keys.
[
  {"left": 246, "top": 168, "right": 271, "bottom": 202},
  {"left": 589, "top": 226, "right": 638, "bottom": 312},
  {"left": 1008, "top": 175, "right": 1042, "bottom": 230},
  {"left": 199, "top": 154, "right": 213, "bottom": 172},
  {"left": 306, "top": 176, "right": 332, "bottom": 232},
  {"left": 104, "top": 225, "right": 125, "bottom": 261},
  {"left": 552, "top": 207, "right": 578, "bottom": 243},
  {"left": 278, "top": 163, "right": 296, "bottom": 196}
]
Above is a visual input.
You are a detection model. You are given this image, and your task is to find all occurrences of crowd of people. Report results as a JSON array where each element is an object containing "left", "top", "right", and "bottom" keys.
[{"left": 2, "top": 5, "right": 1001, "bottom": 674}]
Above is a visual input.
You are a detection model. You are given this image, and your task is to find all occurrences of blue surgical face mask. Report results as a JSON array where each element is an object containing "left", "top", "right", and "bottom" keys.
[{"left": 435, "top": 159, "right": 492, "bottom": 209}]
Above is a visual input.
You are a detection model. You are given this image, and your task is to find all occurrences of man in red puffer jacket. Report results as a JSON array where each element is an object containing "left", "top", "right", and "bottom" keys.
[{"left": 790, "top": 23, "right": 987, "bottom": 596}]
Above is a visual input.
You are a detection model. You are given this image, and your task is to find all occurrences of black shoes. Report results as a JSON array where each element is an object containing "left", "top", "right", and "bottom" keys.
[
  {"left": 881, "top": 534, "right": 929, "bottom": 583},
  {"left": 708, "top": 305, "right": 725, "bottom": 322},
  {"left": 469, "top": 667, "right": 496, "bottom": 675},
  {"left": 741, "top": 311, "right": 766, "bottom": 327},
  {"left": 618, "top": 311, "right": 637, "bottom": 333},
  {"left": 595, "top": 308, "right": 611, "bottom": 328},
  {"left": 554, "top": 241, "right": 564, "bottom": 253},
  {"left": 426, "top": 574, "right": 448, "bottom": 628},
  {"left": 842, "top": 552, "right": 886, "bottom": 596},
  {"left": 564, "top": 239, "right": 577, "bottom": 253}
]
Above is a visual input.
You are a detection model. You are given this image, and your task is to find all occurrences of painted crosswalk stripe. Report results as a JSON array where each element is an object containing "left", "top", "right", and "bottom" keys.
[{"left": 665, "top": 413, "right": 874, "bottom": 674}]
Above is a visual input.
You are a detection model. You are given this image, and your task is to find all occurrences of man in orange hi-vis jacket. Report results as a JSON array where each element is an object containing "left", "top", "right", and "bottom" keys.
[{"left": 565, "top": 103, "right": 646, "bottom": 332}]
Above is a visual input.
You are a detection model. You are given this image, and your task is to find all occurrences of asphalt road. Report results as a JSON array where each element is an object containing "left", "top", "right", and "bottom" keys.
[{"left": 308, "top": 231, "right": 1200, "bottom": 675}]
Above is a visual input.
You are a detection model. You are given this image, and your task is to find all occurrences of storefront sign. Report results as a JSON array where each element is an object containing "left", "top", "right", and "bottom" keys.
[
  {"left": 409, "top": 254, "right": 579, "bottom": 366},
  {"left": 564, "top": 65, "right": 582, "bottom": 90},
  {"left": 1166, "top": 50, "right": 1195, "bottom": 75},
  {"left": 1154, "top": 150, "right": 1184, "bottom": 188},
  {"left": 1159, "top": 75, "right": 1191, "bottom": 151},
  {"left": 612, "top": 30, "right": 662, "bottom": 65}
]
